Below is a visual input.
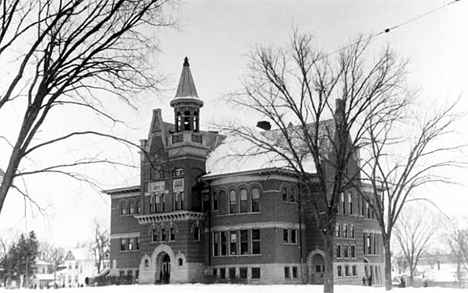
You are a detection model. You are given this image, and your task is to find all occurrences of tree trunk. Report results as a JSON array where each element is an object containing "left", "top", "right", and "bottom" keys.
[
  {"left": 383, "top": 236, "right": 393, "bottom": 290},
  {"left": 323, "top": 231, "right": 334, "bottom": 293}
]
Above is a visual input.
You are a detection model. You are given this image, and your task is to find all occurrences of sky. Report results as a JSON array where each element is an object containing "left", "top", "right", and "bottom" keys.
[{"left": 1, "top": 0, "right": 468, "bottom": 248}]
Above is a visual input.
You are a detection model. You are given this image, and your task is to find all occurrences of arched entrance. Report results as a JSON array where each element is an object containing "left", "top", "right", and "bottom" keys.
[
  {"left": 307, "top": 250, "right": 325, "bottom": 284},
  {"left": 157, "top": 253, "right": 171, "bottom": 284}
]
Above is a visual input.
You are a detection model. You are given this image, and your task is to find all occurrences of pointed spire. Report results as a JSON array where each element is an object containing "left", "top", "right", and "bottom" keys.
[{"left": 174, "top": 56, "right": 199, "bottom": 99}]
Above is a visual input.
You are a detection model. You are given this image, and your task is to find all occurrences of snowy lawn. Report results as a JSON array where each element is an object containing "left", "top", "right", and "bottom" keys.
[{"left": 1, "top": 284, "right": 465, "bottom": 293}]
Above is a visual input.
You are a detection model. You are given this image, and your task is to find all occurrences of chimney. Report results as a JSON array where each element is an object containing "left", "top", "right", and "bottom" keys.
[
  {"left": 256, "top": 121, "right": 271, "bottom": 131},
  {"left": 335, "top": 99, "right": 345, "bottom": 122}
]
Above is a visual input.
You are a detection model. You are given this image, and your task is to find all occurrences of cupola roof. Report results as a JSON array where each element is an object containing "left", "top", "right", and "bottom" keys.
[{"left": 171, "top": 57, "right": 203, "bottom": 108}]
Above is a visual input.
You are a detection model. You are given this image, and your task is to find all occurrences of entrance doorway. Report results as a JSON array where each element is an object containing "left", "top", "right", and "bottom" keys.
[
  {"left": 158, "top": 253, "right": 171, "bottom": 284},
  {"left": 310, "top": 254, "right": 325, "bottom": 284}
]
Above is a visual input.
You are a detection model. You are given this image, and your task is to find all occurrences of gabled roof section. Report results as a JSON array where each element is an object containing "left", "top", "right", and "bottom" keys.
[
  {"left": 204, "top": 120, "right": 336, "bottom": 178},
  {"left": 65, "top": 248, "right": 94, "bottom": 261},
  {"left": 174, "top": 57, "right": 199, "bottom": 99}
]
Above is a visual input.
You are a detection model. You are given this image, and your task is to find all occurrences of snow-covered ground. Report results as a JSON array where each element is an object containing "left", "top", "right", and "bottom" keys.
[{"left": 0, "top": 284, "right": 465, "bottom": 293}]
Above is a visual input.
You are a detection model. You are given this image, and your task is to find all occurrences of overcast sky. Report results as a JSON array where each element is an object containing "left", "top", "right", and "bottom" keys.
[{"left": 1, "top": 0, "right": 467, "bottom": 248}]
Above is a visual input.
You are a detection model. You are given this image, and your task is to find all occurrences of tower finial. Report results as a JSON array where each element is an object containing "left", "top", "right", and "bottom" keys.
[{"left": 183, "top": 57, "right": 189, "bottom": 67}]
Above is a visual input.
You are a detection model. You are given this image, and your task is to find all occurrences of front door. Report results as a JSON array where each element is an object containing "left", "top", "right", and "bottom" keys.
[
  {"left": 311, "top": 254, "right": 324, "bottom": 284},
  {"left": 161, "top": 254, "right": 171, "bottom": 284}
]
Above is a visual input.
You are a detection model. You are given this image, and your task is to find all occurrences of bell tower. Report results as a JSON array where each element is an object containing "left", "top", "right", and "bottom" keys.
[
  {"left": 168, "top": 57, "right": 208, "bottom": 159},
  {"left": 170, "top": 57, "right": 203, "bottom": 134}
]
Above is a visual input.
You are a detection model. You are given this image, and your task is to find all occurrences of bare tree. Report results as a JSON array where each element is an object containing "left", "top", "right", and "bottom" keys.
[
  {"left": 447, "top": 220, "right": 468, "bottom": 288},
  {"left": 89, "top": 219, "right": 109, "bottom": 274},
  {"left": 357, "top": 96, "right": 466, "bottom": 290},
  {"left": 394, "top": 204, "right": 441, "bottom": 286},
  {"left": 222, "top": 32, "right": 409, "bottom": 293},
  {"left": 0, "top": 0, "right": 177, "bottom": 214}
]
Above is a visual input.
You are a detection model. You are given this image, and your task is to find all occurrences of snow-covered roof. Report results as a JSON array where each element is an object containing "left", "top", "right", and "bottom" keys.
[
  {"left": 65, "top": 248, "right": 94, "bottom": 261},
  {"left": 36, "top": 260, "right": 51, "bottom": 266},
  {"left": 204, "top": 121, "right": 334, "bottom": 178}
]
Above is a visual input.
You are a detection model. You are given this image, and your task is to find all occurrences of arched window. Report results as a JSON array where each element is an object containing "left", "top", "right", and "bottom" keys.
[
  {"left": 152, "top": 228, "right": 159, "bottom": 242},
  {"left": 136, "top": 200, "right": 141, "bottom": 214},
  {"left": 193, "top": 226, "right": 201, "bottom": 241},
  {"left": 240, "top": 189, "right": 248, "bottom": 213},
  {"left": 144, "top": 259, "right": 149, "bottom": 267},
  {"left": 219, "top": 190, "right": 226, "bottom": 214},
  {"left": 183, "top": 111, "right": 191, "bottom": 131},
  {"left": 128, "top": 201, "right": 135, "bottom": 214},
  {"left": 176, "top": 112, "right": 181, "bottom": 132},
  {"left": 120, "top": 201, "right": 127, "bottom": 215},
  {"left": 251, "top": 187, "right": 260, "bottom": 212},
  {"left": 289, "top": 187, "right": 296, "bottom": 203},
  {"left": 229, "top": 190, "right": 237, "bottom": 214},
  {"left": 170, "top": 227, "right": 176, "bottom": 241},
  {"left": 212, "top": 192, "right": 219, "bottom": 211},
  {"left": 178, "top": 258, "right": 183, "bottom": 266},
  {"left": 193, "top": 111, "right": 199, "bottom": 132},
  {"left": 282, "top": 187, "right": 288, "bottom": 202}
]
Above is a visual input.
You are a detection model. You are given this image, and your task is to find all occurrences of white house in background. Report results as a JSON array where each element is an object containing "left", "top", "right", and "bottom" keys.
[{"left": 61, "top": 248, "right": 97, "bottom": 287}]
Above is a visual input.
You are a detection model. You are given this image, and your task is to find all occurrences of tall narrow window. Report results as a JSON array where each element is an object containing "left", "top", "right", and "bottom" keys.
[
  {"left": 282, "top": 187, "right": 287, "bottom": 201},
  {"left": 136, "top": 237, "right": 140, "bottom": 250},
  {"left": 213, "top": 232, "right": 219, "bottom": 256},
  {"left": 180, "top": 192, "right": 184, "bottom": 210},
  {"left": 129, "top": 238, "right": 134, "bottom": 250},
  {"left": 136, "top": 200, "right": 141, "bottom": 214},
  {"left": 170, "top": 227, "right": 175, "bottom": 241},
  {"left": 230, "top": 231, "right": 237, "bottom": 255},
  {"left": 284, "top": 267, "right": 290, "bottom": 278},
  {"left": 336, "top": 244, "right": 341, "bottom": 258},
  {"left": 120, "top": 201, "right": 127, "bottom": 215},
  {"left": 335, "top": 224, "right": 341, "bottom": 238},
  {"left": 351, "top": 245, "right": 356, "bottom": 258},
  {"left": 152, "top": 228, "right": 159, "bottom": 242},
  {"left": 219, "top": 191, "right": 225, "bottom": 215},
  {"left": 283, "top": 229, "right": 289, "bottom": 243},
  {"left": 128, "top": 202, "right": 135, "bottom": 214},
  {"left": 344, "top": 245, "right": 349, "bottom": 258},
  {"left": 341, "top": 193, "right": 346, "bottom": 214},
  {"left": 120, "top": 239, "right": 127, "bottom": 251},
  {"left": 240, "top": 230, "right": 248, "bottom": 254},
  {"left": 240, "top": 189, "right": 248, "bottom": 213},
  {"left": 229, "top": 190, "right": 237, "bottom": 214},
  {"left": 161, "top": 228, "right": 166, "bottom": 242},
  {"left": 203, "top": 192, "right": 210, "bottom": 212},
  {"left": 156, "top": 195, "right": 161, "bottom": 212},
  {"left": 213, "top": 192, "right": 219, "bottom": 211},
  {"left": 291, "top": 229, "right": 297, "bottom": 244},
  {"left": 162, "top": 194, "right": 165, "bottom": 212},
  {"left": 183, "top": 111, "right": 191, "bottom": 131},
  {"left": 252, "top": 229, "right": 260, "bottom": 254},
  {"left": 348, "top": 193, "right": 353, "bottom": 214},
  {"left": 366, "top": 202, "right": 370, "bottom": 218},
  {"left": 194, "top": 227, "right": 200, "bottom": 241},
  {"left": 251, "top": 188, "right": 260, "bottom": 212},
  {"left": 221, "top": 232, "right": 227, "bottom": 256},
  {"left": 289, "top": 187, "right": 296, "bottom": 202},
  {"left": 350, "top": 225, "right": 355, "bottom": 238},
  {"left": 343, "top": 225, "right": 348, "bottom": 238}
]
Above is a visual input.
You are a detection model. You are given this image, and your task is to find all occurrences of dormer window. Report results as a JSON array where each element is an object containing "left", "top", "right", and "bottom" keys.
[{"left": 173, "top": 168, "right": 184, "bottom": 177}]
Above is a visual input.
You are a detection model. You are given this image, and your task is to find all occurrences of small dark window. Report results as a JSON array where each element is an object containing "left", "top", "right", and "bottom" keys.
[
  {"left": 194, "top": 226, "right": 200, "bottom": 241},
  {"left": 144, "top": 259, "right": 149, "bottom": 267},
  {"left": 283, "top": 229, "right": 289, "bottom": 243},
  {"left": 251, "top": 267, "right": 261, "bottom": 279},
  {"left": 337, "top": 266, "right": 342, "bottom": 277},
  {"left": 282, "top": 187, "right": 288, "bottom": 201},
  {"left": 284, "top": 267, "right": 290, "bottom": 278},
  {"left": 220, "top": 268, "right": 226, "bottom": 279},
  {"left": 229, "top": 190, "right": 237, "bottom": 214},
  {"left": 240, "top": 267, "right": 248, "bottom": 279},
  {"left": 212, "top": 268, "right": 218, "bottom": 278},
  {"left": 229, "top": 268, "right": 236, "bottom": 279},
  {"left": 178, "top": 258, "right": 183, "bottom": 266},
  {"left": 292, "top": 266, "right": 298, "bottom": 278}
]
